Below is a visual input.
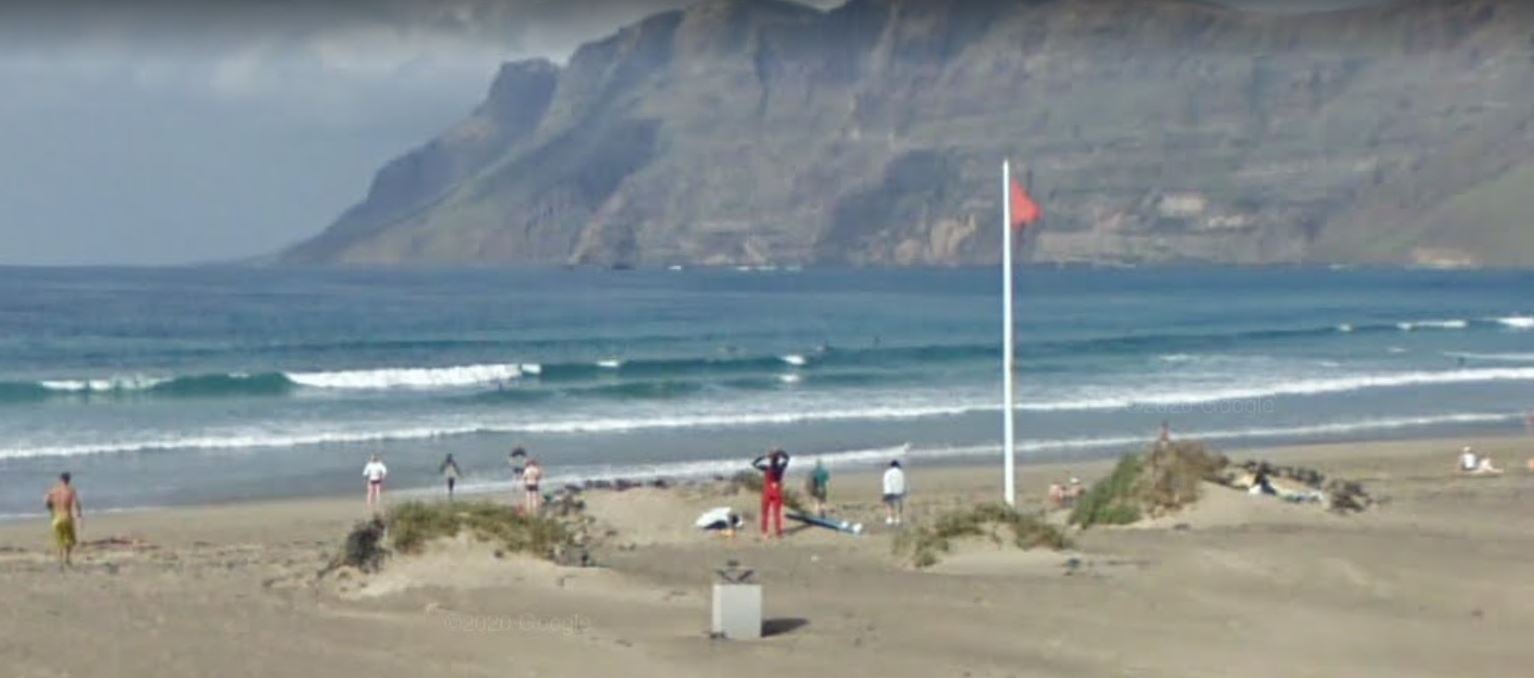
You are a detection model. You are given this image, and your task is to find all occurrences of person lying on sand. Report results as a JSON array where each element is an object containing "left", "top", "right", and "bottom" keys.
[{"left": 695, "top": 507, "right": 743, "bottom": 537}]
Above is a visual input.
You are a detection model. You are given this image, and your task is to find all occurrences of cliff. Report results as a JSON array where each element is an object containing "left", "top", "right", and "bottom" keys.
[{"left": 280, "top": 0, "right": 1534, "bottom": 268}]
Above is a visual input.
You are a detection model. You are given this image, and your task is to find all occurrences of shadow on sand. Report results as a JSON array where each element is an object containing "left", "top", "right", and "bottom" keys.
[{"left": 762, "top": 618, "right": 810, "bottom": 637}]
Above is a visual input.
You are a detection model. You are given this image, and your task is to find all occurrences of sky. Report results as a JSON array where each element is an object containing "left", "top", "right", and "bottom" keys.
[{"left": 0, "top": 0, "right": 1381, "bottom": 266}]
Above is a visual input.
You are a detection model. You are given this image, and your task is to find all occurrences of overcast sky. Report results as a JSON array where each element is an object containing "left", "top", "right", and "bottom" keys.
[{"left": 0, "top": 0, "right": 1378, "bottom": 266}]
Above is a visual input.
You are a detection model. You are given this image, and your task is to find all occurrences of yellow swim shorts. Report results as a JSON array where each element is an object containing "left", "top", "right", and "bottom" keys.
[{"left": 52, "top": 515, "right": 76, "bottom": 549}]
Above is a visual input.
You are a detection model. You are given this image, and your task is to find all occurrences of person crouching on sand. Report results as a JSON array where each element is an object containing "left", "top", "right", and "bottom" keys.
[
  {"left": 882, "top": 460, "right": 906, "bottom": 526},
  {"left": 522, "top": 458, "right": 544, "bottom": 514},
  {"left": 45, "top": 472, "right": 83, "bottom": 570},
  {"left": 440, "top": 453, "right": 462, "bottom": 500},
  {"left": 752, "top": 449, "right": 790, "bottom": 537},
  {"left": 363, "top": 454, "right": 388, "bottom": 512}
]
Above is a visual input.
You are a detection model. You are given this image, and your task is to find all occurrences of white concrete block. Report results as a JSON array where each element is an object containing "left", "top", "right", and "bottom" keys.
[{"left": 711, "top": 583, "right": 762, "bottom": 640}]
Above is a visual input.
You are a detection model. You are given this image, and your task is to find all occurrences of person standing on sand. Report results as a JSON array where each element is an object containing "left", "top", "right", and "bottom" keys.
[
  {"left": 522, "top": 458, "right": 544, "bottom": 514},
  {"left": 363, "top": 454, "right": 388, "bottom": 512},
  {"left": 439, "top": 453, "right": 462, "bottom": 500},
  {"left": 509, "top": 447, "right": 527, "bottom": 481},
  {"left": 752, "top": 449, "right": 790, "bottom": 537},
  {"left": 45, "top": 472, "right": 83, "bottom": 569},
  {"left": 882, "top": 460, "right": 906, "bottom": 526},
  {"left": 807, "top": 458, "right": 831, "bottom": 518}
]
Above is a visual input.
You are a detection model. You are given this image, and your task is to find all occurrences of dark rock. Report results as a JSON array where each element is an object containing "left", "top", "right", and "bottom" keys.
[{"left": 280, "top": 0, "right": 1534, "bottom": 269}]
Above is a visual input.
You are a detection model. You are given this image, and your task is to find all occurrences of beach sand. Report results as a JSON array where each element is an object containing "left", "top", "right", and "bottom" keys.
[{"left": 3, "top": 436, "right": 1533, "bottom": 677}]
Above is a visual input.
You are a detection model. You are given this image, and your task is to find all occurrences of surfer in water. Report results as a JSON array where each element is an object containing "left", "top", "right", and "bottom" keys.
[
  {"left": 439, "top": 453, "right": 462, "bottom": 500},
  {"left": 752, "top": 449, "right": 791, "bottom": 538}
]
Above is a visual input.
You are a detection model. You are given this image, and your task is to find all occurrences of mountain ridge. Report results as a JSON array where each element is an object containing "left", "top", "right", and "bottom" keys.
[{"left": 281, "top": 0, "right": 1534, "bottom": 268}]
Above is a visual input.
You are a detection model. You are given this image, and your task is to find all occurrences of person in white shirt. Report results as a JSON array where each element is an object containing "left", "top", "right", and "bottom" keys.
[
  {"left": 1459, "top": 446, "right": 1503, "bottom": 475},
  {"left": 1459, "top": 446, "right": 1479, "bottom": 473},
  {"left": 882, "top": 460, "right": 906, "bottom": 526},
  {"left": 363, "top": 454, "right": 388, "bottom": 512}
]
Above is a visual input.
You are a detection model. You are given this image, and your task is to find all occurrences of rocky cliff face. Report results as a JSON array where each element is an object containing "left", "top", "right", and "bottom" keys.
[{"left": 281, "top": 0, "right": 1534, "bottom": 268}]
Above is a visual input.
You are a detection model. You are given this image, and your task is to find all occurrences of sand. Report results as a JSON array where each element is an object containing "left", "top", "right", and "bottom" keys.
[{"left": 3, "top": 435, "right": 1533, "bottom": 677}]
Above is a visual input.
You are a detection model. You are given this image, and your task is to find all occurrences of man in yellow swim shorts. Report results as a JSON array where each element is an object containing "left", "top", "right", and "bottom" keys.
[{"left": 45, "top": 472, "right": 83, "bottom": 569}]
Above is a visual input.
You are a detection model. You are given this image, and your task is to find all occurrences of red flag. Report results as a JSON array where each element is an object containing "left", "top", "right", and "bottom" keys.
[{"left": 1010, "top": 179, "right": 1041, "bottom": 230}]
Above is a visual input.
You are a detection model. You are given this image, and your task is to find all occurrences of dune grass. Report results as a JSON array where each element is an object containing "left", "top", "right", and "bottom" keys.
[
  {"left": 386, "top": 500, "right": 575, "bottom": 559},
  {"left": 1068, "top": 455, "right": 1146, "bottom": 528},
  {"left": 895, "top": 502, "right": 1070, "bottom": 569},
  {"left": 1070, "top": 441, "right": 1229, "bottom": 528}
]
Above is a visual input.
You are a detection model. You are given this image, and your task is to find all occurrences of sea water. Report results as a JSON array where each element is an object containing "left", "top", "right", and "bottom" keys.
[{"left": 0, "top": 265, "right": 1530, "bottom": 514}]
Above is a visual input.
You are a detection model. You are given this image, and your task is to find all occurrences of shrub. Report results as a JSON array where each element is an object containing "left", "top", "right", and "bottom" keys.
[
  {"left": 337, "top": 516, "right": 388, "bottom": 573},
  {"left": 1069, "top": 455, "right": 1145, "bottom": 528},
  {"left": 895, "top": 502, "right": 1070, "bottom": 569},
  {"left": 1070, "top": 441, "right": 1229, "bottom": 528},
  {"left": 387, "top": 501, "right": 575, "bottom": 561}
]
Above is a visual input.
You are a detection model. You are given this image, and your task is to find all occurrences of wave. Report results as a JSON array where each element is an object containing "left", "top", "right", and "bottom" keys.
[
  {"left": 1445, "top": 352, "right": 1534, "bottom": 363},
  {"left": 447, "top": 412, "right": 1524, "bottom": 492},
  {"left": 1396, "top": 319, "right": 1468, "bottom": 331},
  {"left": 39, "top": 376, "right": 169, "bottom": 392},
  {"left": 1018, "top": 367, "right": 1534, "bottom": 411},
  {"left": 285, "top": 363, "right": 527, "bottom": 389},
  {"left": 0, "top": 403, "right": 982, "bottom": 459},
  {"left": 6, "top": 310, "right": 1524, "bottom": 403},
  {"left": 0, "top": 372, "right": 295, "bottom": 402}
]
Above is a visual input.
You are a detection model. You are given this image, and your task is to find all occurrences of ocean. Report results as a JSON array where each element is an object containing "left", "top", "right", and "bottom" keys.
[{"left": 0, "top": 265, "right": 1530, "bottom": 515}]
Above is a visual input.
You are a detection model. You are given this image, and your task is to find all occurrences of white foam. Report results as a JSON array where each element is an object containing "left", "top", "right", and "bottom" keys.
[
  {"left": 1336, "top": 324, "right": 1354, "bottom": 333},
  {"left": 780, "top": 354, "right": 807, "bottom": 366},
  {"left": 520, "top": 363, "right": 543, "bottom": 376},
  {"left": 1018, "top": 367, "right": 1534, "bottom": 411},
  {"left": 1494, "top": 316, "right": 1534, "bottom": 330},
  {"left": 597, "top": 359, "right": 623, "bottom": 369},
  {"left": 285, "top": 363, "right": 523, "bottom": 389},
  {"left": 38, "top": 375, "right": 169, "bottom": 392},
  {"left": 778, "top": 374, "right": 803, "bottom": 384},
  {"left": 0, "top": 404, "right": 981, "bottom": 459},
  {"left": 1397, "top": 319, "right": 1468, "bottom": 331},
  {"left": 1158, "top": 354, "right": 1194, "bottom": 363},
  {"left": 450, "top": 412, "right": 1523, "bottom": 493}
]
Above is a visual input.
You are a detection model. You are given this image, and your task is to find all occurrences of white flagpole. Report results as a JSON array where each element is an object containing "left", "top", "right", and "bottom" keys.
[{"left": 1002, "top": 160, "right": 1017, "bottom": 507}]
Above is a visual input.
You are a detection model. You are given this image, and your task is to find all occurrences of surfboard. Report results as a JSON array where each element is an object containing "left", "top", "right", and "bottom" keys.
[{"left": 786, "top": 511, "right": 862, "bottom": 535}]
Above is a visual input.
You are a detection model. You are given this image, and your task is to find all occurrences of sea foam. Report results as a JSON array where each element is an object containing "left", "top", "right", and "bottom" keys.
[{"left": 285, "top": 363, "right": 525, "bottom": 389}]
